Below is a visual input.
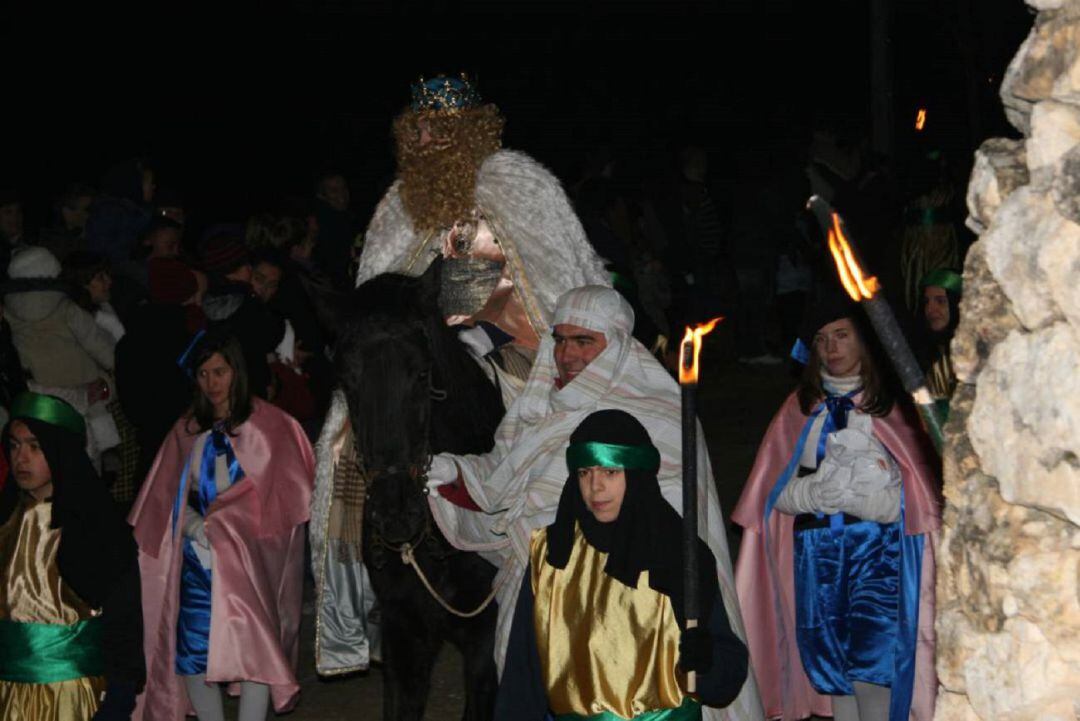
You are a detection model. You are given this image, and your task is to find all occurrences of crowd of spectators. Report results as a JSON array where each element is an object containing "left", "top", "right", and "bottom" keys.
[{"left": 0, "top": 163, "right": 352, "bottom": 509}]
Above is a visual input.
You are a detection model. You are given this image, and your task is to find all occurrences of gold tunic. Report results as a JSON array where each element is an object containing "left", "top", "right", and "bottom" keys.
[
  {"left": 0, "top": 498, "right": 105, "bottom": 720},
  {"left": 530, "top": 526, "right": 688, "bottom": 719},
  {"left": 927, "top": 349, "right": 956, "bottom": 402}
]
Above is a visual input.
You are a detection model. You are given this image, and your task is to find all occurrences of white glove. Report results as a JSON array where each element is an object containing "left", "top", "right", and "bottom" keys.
[
  {"left": 457, "top": 326, "right": 495, "bottom": 359},
  {"left": 820, "top": 429, "right": 902, "bottom": 523},
  {"left": 774, "top": 470, "right": 848, "bottom": 516},
  {"left": 425, "top": 455, "right": 459, "bottom": 490},
  {"left": 181, "top": 510, "right": 210, "bottom": 549}
]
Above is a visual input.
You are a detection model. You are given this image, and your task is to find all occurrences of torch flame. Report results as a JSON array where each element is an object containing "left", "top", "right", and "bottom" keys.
[
  {"left": 915, "top": 108, "right": 927, "bottom": 131},
  {"left": 827, "top": 213, "right": 880, "bottom": 301},
  {"left": 679, "top": 317, "right": 723, "bottom": 385}
]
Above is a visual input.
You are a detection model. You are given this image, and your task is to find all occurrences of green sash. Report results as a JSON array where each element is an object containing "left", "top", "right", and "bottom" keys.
[
  {"left": 0, "top": 617, "right": 105, "bottom": 683},
  {"left": 555, "top": 697, "right": 702, "bottom": 721}
]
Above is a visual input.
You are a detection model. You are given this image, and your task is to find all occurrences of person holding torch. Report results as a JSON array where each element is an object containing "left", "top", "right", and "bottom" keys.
[
  {"left": 424, "top": 286, "right": 763, "bottom": 721},
  {"left": 495, "top": 409, "right": 748, "bottom": 721},
  {"left": 731, "top": 292, "right": 940, "bottom": 721}
]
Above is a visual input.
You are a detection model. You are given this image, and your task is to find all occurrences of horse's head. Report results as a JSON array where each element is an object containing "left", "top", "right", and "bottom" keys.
[
  {"left": 338, "top": 268, "right": 505, "bottom": 474},
  {"left": 337, "top": 308, "right": 433, "bottom": 474},
  {"left": 364, "top": 468, "right": 430, "bottom": 550}
]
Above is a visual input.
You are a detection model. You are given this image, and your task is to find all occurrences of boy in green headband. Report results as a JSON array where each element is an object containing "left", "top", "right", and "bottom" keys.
[
  {"left": 496, "top": 409, "right": 747, "bottom": 721},
  {"left": 0, "top": 392, "right": 144, "bottom": 720}
]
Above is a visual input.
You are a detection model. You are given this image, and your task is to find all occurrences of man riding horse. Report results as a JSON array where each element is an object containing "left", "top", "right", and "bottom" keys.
[{"left": 310, "top": 73, "right": 609, "bottom": 684}]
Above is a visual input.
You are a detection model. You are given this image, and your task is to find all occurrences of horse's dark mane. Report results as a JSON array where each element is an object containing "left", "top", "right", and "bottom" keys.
[{"left": 337, "top": 270, "right": 505, "bottom": 470}]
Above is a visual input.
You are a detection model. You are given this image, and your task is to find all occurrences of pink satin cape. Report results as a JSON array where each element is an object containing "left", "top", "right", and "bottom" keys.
[
  {"left": 731, "top": 393, "right": 941, "bottom": 721},
  {"left": 127, "top": 399, "right": 315, "bottom": 719}
]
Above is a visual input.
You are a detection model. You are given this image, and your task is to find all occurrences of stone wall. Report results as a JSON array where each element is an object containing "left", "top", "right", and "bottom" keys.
[{"left": 936, "top": 2, "right": 1080, "bottom": 719}]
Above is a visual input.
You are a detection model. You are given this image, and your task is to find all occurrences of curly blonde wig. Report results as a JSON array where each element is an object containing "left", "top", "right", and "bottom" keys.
[{"left": 392, "top": 104, "right": 504, "bottom": 233}]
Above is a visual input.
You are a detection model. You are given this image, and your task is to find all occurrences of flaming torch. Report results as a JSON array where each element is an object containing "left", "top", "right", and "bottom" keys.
[
  {"left": 807, "top": 195, "right": 945, "bottom": 453},
  {"left": 678, "top": 316, "right": 722, "bottom": 692},
  {"left": 914, "top": 107, "right": 927, "bottom": 132}
]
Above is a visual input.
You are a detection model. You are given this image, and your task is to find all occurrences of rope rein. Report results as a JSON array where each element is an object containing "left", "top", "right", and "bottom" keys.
[
  {"left": 362, "top": 362, "right": 503, "bottom": 619},
  {"left": 397, "top": 541, "right": 506, "bottom": 619}
]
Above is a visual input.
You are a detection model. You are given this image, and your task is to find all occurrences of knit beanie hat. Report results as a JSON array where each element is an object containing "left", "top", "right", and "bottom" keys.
[
  {"left": 148, "top": 257, "right": 198, "bottom": 304},
  {"left": 200, "top": 234, "right": 249, "bottom": 277},
  {"left": 8, "top": 246, "right": 61, "bottom": 280}
]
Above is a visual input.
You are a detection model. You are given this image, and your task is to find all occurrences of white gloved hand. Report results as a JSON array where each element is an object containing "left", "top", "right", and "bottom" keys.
[
  {"left": 181, "top": 510, "right": 210, "bottom": 549},
  {"left": 457, "top": 326, "right": 495, "bottom": 359},
  {"left": 813, "top": 466, "right": 851, "bottom": 515},
  {"left": 774, "top": 468, "right": 848, "bottom": 516},
  {"left": 821, "top": 428, "right": 902, "bottom": 523},
  {"left": 424, "top": 454, "right": 459, "bottom": 491}
]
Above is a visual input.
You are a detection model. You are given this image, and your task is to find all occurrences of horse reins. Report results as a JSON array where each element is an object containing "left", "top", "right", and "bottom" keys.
[
  {"left": 360, "top": 354, "right": 503, "bottom": 621},
  {"left": 395, "top": 539, "right": 507, "bottom": 619},
  {"left": 366, "top": 442, "right": 507, "bottom": 619}
]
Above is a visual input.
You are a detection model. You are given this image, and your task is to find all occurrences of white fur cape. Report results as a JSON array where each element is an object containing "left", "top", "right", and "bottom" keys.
[{"left": 356, "top": 149, "right": 610, "bottom": 338}]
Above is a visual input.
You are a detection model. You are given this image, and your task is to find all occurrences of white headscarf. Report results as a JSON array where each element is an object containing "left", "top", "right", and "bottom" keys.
[{"left": 429, "top": 285, "right": 763, "bottom": 720}]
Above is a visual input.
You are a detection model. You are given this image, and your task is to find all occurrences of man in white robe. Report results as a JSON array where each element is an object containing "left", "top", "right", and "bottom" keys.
[{"left": 426, "top": 285, "right": 764, "bottom": 721}]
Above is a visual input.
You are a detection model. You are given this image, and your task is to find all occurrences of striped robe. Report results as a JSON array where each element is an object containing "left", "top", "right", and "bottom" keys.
[{"left": 429, "top": 286, "right": 764, "bottom": 721}]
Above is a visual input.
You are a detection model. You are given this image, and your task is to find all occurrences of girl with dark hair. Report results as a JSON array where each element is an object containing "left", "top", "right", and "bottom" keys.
[
  {"left": 184, "top": 332, "right": 252, "bottom": 436},
  {"left": 128, "top": 329, "right": 314, "bottom": 721},
  {"left": 496, "top": 409, "right": 748, "bottom": 721},
  {"left": 60, "top": 251, "right": 119, "bottom": 334},
  {"left": 732, "top": 295, "right": 941, "bottom": 721}
]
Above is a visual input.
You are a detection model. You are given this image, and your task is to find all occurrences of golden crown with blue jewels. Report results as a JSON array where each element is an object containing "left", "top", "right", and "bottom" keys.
[{"left": 410, "top": 73, "right": 483, "bottom": 112}]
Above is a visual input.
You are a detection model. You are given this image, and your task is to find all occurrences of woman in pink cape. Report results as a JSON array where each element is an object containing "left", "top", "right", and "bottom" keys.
[
  {"left": 128, "top": 330, "right": 314, "bottom": 721},
  {"left": 732, "top": 296, "right": 940, "bottom": 721}
]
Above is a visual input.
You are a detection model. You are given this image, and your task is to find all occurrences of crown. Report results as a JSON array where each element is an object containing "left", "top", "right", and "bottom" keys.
[{"left": 410, "top": 74, "right": 483, "bottom": 112}]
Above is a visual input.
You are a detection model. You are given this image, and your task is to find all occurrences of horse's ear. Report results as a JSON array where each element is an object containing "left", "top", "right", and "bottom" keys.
[{"left": 417, "top": 257, "right": 444, "bottom": 311}]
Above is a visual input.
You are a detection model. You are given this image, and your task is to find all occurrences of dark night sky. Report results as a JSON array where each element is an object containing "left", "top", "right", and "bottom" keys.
[{"left": 2, "top": 0, "right": 1032, "bottom": 233}]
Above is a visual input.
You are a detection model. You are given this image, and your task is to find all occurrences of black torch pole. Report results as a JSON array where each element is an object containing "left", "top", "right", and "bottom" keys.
[
  {"left": 806, "top": 195, "right": 945, "bottom": 453},
  {"left": 680, "top": 338, "right": 700, "bottom": 692}
]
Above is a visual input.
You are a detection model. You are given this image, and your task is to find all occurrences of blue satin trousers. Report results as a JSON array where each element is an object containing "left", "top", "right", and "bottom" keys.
[{"left": 793, "top": 519, "right": 901, "bottom": 695}]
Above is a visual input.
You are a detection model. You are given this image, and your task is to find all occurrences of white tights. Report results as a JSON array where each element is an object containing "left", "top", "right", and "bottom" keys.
[
  {"left": 184, "top": 674, "right": 270, "bottom": 721},
  {"left": 831, "top": 681, "right": 891, "bottom": 721}
]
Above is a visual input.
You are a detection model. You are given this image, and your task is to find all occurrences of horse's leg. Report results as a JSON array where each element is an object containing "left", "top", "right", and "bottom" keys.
[
  {"left": 382, "top": 609, "right": 441, "bottom": 721},
  {"left": 457, "top": 612, "right": 499, "bottom": 721}
]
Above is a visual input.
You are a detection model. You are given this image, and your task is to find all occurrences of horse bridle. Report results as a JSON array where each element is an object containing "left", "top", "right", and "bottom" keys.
[{"left": 364, "top": 456, "right": 458, "bottom": 568}]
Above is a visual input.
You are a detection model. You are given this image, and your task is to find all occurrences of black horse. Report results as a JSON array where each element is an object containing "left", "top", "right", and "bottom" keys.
[{"left": 336, "top": 268, "right": 506, "bottom": 721}]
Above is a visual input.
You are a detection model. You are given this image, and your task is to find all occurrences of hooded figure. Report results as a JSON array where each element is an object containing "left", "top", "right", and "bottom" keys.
[
  {"left": 4, "top": 246, "right": 116, "bottom": 390},
  {"left": 496, "top": 410, "right": 748, "bottom": 720},
  {"left": 732, "top": 294, "right": 940, "bottom": 721},
  {"left": 424, "top": 285, "right": 763, "bottom": 721},
  {"left": 0, "top": 392, "right": 144, "bottom": 720},
  {"left": 4, "top": 246, "right": 119, "bottom": 464}
]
